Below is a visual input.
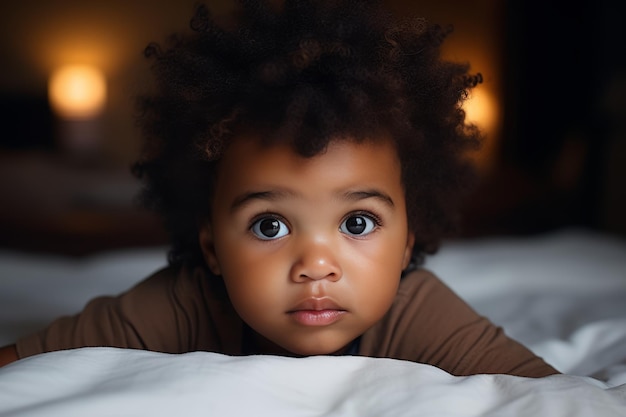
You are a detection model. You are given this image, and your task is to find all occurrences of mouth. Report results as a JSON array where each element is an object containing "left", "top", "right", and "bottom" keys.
[{"left": 287, "top": 298, "right": 347, "bottom": 327}]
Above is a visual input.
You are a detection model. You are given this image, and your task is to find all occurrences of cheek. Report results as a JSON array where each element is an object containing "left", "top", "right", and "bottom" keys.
[
  {"left": 352, "top": 255, "right": 401, "bottom": 311},
  {"left": 346, "top": 228, "right": 408, "bottom": 306},
  {"left": 217, "top": 242, "right": 288, "bottom": 316},
  {"left": 369, "top": 281, "right": 400, "bottom": 321}
]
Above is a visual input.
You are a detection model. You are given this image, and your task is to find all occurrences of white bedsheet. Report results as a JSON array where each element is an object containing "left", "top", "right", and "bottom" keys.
[
  {"left": 1, "top": 228, "right": 625, "bottom": 416},
  {"left": 1, "top": 348, "right": 625, "bottom": 417}
]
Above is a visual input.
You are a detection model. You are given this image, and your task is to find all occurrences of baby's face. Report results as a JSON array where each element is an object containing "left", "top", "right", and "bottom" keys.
[{"left": 200, "top": 135, "right": 414, "bottom": 355}]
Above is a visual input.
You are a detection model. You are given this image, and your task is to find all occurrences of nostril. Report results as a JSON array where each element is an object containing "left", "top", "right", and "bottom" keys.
[{"left": 297, "top": 270, "right": 341, "bottom": 282}]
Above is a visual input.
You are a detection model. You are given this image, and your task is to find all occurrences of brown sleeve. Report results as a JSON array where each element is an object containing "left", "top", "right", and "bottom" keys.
[
  {"left": 360, "top": 269, "right": 559, "bottom": 377},
  {"left": 14, "top": 266, "right": 235, "bottom": 359}
]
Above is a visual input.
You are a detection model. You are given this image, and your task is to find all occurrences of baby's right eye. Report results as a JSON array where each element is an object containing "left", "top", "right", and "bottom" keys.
[{"left": 250, "top": 217, "right": 290, "bottom": 240}]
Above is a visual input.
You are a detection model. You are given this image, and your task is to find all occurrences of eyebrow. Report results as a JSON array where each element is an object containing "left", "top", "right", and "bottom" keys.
[
  {"left": 230, "top": 188, "right": 394, "bottom": 212},
  {"left": 339, "top": 189, "right": 395, "bottom": 207}
]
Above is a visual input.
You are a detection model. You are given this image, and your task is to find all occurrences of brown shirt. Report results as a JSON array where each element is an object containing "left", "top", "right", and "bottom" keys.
[{"left": 15, "top": 266, "right": 557, "bottom": 377}]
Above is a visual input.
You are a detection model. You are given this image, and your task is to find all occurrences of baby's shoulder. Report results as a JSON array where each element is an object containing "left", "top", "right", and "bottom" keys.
[
  {"left": 393, "top": 267, "right": 464, "bottom": 313},
  {"left": 397, "top": 268, "right": 441, "bottom": 293},
  {"left": 125, "top": 263, "right": 219, "bottom": 301}
]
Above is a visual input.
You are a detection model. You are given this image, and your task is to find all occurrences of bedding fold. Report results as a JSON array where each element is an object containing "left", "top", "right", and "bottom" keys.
[{"left": 0, "top": 348, "right": 624, "bottom": 417}]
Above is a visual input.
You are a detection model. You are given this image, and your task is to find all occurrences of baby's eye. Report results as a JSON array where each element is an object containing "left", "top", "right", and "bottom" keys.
[
  {"left": 251, "top": 217, "right": 290, "bottom": 240},
  {"left": 340, "top": 214, "right": 377, "bottom": 236}
]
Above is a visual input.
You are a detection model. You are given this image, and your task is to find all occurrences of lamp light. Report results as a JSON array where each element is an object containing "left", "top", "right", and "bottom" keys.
[
  {"left": 48, "top": 65, "right": 106, "bottom": 119},
  {"left": 463, "top": 86, "right": 500, "bottom": 173},
  {"left": 48, "top": 65, "right": 107, "bottom": 157},
  {"left": 464, "top": 87, "right": 497, "bottom": 135}
]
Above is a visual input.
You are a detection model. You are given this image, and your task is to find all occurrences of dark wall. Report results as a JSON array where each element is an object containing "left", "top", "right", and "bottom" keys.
[
  {"left": 462, "top": 0, "right": 626, "bottom": 237},
  {"left": 0, "top": 94, "right": 54, "bottom": 150}
]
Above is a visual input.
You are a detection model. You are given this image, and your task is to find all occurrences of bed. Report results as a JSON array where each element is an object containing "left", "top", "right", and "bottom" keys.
[{"left": 1, "top": 227, "right": 625, "bottom": 416}]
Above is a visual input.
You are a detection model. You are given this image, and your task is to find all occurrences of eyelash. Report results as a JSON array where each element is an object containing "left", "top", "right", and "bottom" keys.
[
  {"left": 247, "top": 212, "right": 290, "bottom": 232},
  {"left": 344, "top": 210, "right": 383, "bottom": 228}
]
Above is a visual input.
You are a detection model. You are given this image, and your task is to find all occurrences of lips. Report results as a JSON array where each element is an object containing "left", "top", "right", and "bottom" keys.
[
  {"left": 289, "top": 297, "right": 344, "bottom": 312},
  {"left": 287, "top": 297, "right": 347, "bottom": 326}
]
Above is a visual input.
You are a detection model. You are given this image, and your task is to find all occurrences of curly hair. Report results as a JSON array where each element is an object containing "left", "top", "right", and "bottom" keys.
[{"left": 133, "top": 0, "right": 482, "bottom": 267}]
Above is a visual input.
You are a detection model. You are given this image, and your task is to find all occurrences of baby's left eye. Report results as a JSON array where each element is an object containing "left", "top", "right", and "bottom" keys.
[{"left": 340, "top": 215, "right": 377, "bottom": 236}]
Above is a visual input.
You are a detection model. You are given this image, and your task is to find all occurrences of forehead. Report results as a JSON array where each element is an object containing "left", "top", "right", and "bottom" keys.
[
  {"left": 209, "top": 134, "right": 406, "bottom": 213},
  {"left": 215, "top": 134, "right": 402, "bottom": 187}
]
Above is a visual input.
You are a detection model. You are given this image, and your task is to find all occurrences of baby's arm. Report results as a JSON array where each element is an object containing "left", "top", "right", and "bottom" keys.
[
  {"left": 12, "top": 266, "right": 210, "bottom": 361},
  {"left": 0, "top": 345, "right": 18, "bottom": 367},
  {"left": 362, "top": 269, "right": 559, "bottom": 377}
]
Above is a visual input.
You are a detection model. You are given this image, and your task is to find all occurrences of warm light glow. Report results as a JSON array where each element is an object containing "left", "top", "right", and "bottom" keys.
[
  {"left": 462, "top": 85, "right": 502, "bottom": 174},
  {"left": 49, "top": 65, "right": 106, "bottom": 119},
  {"left": 463, "top": 86, "right": 498, "bottom": 134}
]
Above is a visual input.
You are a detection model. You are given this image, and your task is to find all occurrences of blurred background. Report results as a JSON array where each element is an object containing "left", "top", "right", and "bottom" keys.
[{"left": 0, "top": 0, "right": 624, "bottom": 256}]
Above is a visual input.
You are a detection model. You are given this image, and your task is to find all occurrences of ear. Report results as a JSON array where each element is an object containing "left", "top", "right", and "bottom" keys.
[
  {"left": 402, "top": 231, "right": 416, "bottom": 270},
  {"left": 199, "top": 222, "right": 222, "bottom": 276}
]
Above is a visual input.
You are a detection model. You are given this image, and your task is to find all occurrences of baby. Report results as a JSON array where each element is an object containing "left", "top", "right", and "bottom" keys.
[{"left": 0, "top": 0, "right": 557, "bottom": 376}]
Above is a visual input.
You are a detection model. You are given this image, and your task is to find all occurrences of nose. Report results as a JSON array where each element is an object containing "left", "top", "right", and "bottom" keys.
[{"left": 290, "top": 238, "right": 342, "bottom": 283}]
